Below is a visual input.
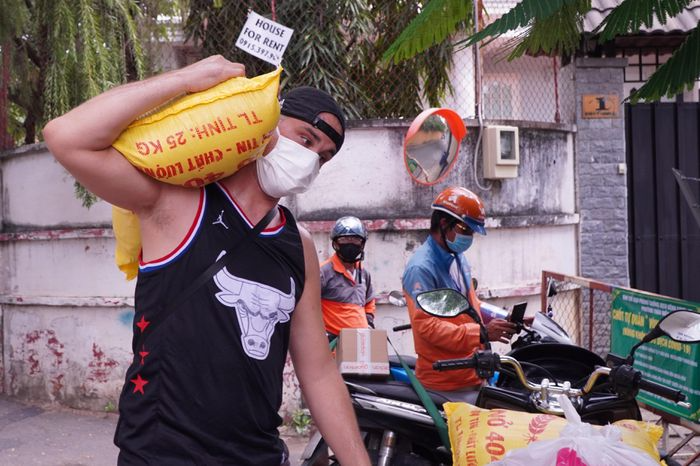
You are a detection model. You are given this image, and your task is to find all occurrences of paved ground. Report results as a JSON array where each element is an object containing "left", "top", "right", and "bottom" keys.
[
  {"left": 0, "top": 395, "right": 310, "bottom": 465},
  {"left": 0, "top": 394, "right": 697, "bottom": 465}
]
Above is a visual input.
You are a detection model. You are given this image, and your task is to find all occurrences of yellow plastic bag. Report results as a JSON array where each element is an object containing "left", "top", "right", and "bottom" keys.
[
  {"left": 111, "top": 68, "right": 282, "bottom": 280},
  {"left": 444, "top": 402, "right": 664, "bottom": 466},
  {"left": 112, "top": 67, "right": 281, "bottom": 187}
]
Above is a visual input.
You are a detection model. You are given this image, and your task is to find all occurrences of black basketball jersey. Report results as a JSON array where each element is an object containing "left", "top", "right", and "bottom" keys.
[{"left": 115, "top": 183, "right": 305, "bottom": 465}]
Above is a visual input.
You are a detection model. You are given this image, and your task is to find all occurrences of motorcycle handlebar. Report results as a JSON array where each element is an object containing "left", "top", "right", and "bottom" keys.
[
  {"left": 638, "top": 377, "right": 687, "bottom": 404},
  {"left": 433, "top": 353, "right": 690, "bottom": 409},
  {"left": 392, "top": 324, "right": 412, "bottom": 332},
  {"left": 433, "top": 358, "right": 477, "bottom": 371}
]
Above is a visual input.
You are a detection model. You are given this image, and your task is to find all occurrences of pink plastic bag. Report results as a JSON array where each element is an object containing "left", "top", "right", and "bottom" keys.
[{"left": 490, "top": 396, "right": 660, "bottom": 466}]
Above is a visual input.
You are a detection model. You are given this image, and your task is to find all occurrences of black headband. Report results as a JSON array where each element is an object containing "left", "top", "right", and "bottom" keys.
[{"left": 280, "top": 86, "right": 346, "bottom": 152}]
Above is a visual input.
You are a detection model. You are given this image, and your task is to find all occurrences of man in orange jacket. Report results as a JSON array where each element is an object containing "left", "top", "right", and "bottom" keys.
[
  {"left": 402, "top": 187, "right": 518, "bottom": 403},
  {"left": 320, "top": 216, "right": 376, "bottom": 340}
]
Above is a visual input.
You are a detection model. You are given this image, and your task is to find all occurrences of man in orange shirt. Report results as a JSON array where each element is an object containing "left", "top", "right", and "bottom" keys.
[
  {"left": 402, "top": 187, "right": 518, "bottom": 403},
  {"left": 320, "top": 216, "right": 376, "bottom": 340}
]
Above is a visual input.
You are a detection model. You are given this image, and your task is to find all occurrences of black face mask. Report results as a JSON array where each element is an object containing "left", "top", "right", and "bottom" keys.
[{"left": 337, "top": 243, "right": 364, "bottom": 262}]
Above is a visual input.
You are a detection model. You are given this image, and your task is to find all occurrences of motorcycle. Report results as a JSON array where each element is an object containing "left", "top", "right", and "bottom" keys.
[{"left": 300, "top": 288, "right": 699, "bottom": 465}]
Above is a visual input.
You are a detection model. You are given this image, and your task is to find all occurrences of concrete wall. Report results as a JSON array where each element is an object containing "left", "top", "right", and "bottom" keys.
[
  {"left": 574, "top": 57, "right": 629, "bottom": 287},
  {"left": 0, "top": 120, "right": 577, "bottom": 416},
  {"left": 0, "top": 145, "right": 135, "bottom": 411},
  {"left": 298, "top": 122, "right": 577, "bottom": 301},
  {"left": 573, "top": 57, "right": 629, "bottom": 355}
]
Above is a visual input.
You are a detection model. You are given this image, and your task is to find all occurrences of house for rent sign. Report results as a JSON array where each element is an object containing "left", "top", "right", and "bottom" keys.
[
  {"left": 235, "top": 12, "right": 293, "bottom": 66},
  {"left": 610, "top": 288, "right": 700, "bottom": 421}
]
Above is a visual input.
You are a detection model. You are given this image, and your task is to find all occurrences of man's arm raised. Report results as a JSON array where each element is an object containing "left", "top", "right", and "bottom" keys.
[
  {"left": 290, "top": 228, "right": 370, "bottom": 465},
  {"left": 43, "top": 56, "right": 246, "bottom": 212}
]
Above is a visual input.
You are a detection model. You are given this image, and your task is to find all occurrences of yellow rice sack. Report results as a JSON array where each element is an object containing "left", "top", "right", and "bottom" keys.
[
  {"left": 111, "top": 68, "right": 282, "bottom": 279},
  {"left": 443, "top": 402, "right": 664, "bottom": 466},
  {"left": 112, "top": 67, "right": 281, "bottom": 186}
]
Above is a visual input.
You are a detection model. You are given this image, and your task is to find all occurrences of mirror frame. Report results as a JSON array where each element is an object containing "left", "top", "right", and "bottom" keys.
[
  {"left": 403, "top": 108, "right": 467, "bottom": 186},
  {"left": 657, "top": 309, "right": 700, "bottom": 343}
]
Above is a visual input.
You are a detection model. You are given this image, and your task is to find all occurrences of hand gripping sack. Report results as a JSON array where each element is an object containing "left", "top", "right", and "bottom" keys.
[{"left": 111, "top": 68, "right": 281, "bottom": 280}]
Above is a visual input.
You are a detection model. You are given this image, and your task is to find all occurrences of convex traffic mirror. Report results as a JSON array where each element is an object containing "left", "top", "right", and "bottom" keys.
[{"left": 404, "top": 108, "right": 466, "bottom": 185}]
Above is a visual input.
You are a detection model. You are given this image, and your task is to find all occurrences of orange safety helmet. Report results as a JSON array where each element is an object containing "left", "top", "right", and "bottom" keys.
[{"left": 431, "top": 186, "right": 487, "bottom": 235}]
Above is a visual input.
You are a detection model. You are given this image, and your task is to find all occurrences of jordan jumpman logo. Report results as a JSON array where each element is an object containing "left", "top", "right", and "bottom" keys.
[{"left": 213, "top": 210, "right": 229, "bottom": 229}]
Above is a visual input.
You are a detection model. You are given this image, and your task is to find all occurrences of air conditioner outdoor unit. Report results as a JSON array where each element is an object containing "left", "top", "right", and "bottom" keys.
[{"left": 483, "top": 125, "right": 520, "bottom": 179}]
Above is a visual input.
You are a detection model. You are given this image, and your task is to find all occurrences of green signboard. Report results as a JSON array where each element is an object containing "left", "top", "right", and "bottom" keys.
[{"left": 610, "top": 288, "right": 700, "bottom": 421}]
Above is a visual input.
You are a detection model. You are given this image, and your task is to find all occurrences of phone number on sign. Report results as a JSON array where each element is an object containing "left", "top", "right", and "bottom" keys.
[{"left": 237, "top": 38, "right": 281, "bottom": 63}]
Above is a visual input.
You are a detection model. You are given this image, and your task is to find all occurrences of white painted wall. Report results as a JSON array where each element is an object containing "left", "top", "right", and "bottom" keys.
[
  {"left": 2, "top": 149, "right": 113, "bottom": 228},
  {"left": 5, "top": 304, "right": 132, "bottom": 410},
  {"left": 0, "top": 121, "right": 577, "bottom": 418}
]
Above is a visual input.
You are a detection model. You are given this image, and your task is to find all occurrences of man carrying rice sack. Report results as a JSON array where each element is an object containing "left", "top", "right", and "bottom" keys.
[{"left": 44, "top": 55, "right": 369, "bottom": 466}]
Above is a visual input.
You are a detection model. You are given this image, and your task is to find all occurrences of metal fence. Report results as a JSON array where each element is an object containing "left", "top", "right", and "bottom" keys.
[
  {"left": 0, "top": 1, "right": 576, "bottom": 151},
  {"left": 479, "top": 0, "right": 575, "bottom": 124},
  {"left": 146, "top": 1, "right": 575, "bottom": 124},
  {"left": 540, "top": 270, "right": 615, "bottom": 358},
  {"left": 480, "top": 40, "right": 575, "bottom": 124}
]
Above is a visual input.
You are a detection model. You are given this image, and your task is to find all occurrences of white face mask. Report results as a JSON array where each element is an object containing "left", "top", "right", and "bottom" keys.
[{"left": 256, "top": 135, "right": 321, "bottom": 198}]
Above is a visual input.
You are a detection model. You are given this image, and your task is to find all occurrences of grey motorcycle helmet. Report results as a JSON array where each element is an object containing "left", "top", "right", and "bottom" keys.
[
  {"left": 330, "top": 216, "right": 368, "bottom": 241},
  {"left": 331, "top": 216, "right": 368, "bottom": 264}
]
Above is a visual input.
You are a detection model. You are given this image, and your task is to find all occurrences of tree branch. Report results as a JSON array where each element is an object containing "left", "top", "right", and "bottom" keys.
[{"left": 14, "top": 36, "right": 41, "bottom": 68}]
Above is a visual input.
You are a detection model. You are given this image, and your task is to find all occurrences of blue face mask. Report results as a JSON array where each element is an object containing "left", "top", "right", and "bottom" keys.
[{"left": 447, "top": 232, "right": 474, "bottom": 254}]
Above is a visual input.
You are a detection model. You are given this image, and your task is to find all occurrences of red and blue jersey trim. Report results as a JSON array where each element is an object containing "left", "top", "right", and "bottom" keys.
[{"left": 215, "top": 183, "right": 285, "bottom": 236}]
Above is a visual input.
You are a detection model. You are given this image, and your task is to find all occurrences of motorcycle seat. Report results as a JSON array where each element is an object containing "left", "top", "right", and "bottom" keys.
[
  {"left": 344, "top": 377, "right": 453, "bottom": 407},
  {"left": 388, "top": 354, "right": 416, "bottom": 369}
]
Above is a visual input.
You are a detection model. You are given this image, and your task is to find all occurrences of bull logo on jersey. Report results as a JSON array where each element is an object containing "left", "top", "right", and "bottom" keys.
[{"left": 213, "top": 254, "right": 295, "bottom": 360}]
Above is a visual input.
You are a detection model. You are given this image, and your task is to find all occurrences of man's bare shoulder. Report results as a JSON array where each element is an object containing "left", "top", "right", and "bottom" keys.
[
  {"left": 297, "top": 224, "right": 319, "bottom": 260},
  {"left": 297, "top": 223, "right": 313, "bottom": 242},
  {"left": 298, "top": 225, "right": 320, "bottom": 283}
]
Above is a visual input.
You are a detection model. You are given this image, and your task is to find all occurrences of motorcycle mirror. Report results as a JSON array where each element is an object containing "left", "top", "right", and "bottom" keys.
[
  {"left": 404, "top": 108, "right": 466, "bottom": 186},
  {"left": 388, "top": 290, "right": 406, "bottom": 307},
  {"left": 628, "top": 309, "right": 700, "bottom": 361},
  {"left": 415, "top": 289, "right": 470, "bottom": 318},
  {"left": 657, "top": 310, "right": 700, "bottom": 343},
  {"left": 417, "top": 288, "right": 490, "bottom": 349}
]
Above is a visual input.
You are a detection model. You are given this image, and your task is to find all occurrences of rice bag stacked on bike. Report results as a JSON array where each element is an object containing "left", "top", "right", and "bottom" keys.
[{"left": 444, "top": 400, "right": 663, "bottom": 466}]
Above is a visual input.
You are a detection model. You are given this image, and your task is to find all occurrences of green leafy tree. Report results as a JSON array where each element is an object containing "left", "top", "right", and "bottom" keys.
[
  {"left": 1, "top": 1, "right": 187, "bottom": 205},
  {"left": 1, "top": 1, "right": 26, "bottom": 148},
  {"left": 384, "top": 0, "right": 700, "bottom": 103},
  {"left": 137, "top": 0, "right": 191, "bottom": 75},
  {"left": 183, "top": 1, "right": 464, "bottom": 119},
  {"left": 2, "top": 0, "right": 145, "bottom": 149}
]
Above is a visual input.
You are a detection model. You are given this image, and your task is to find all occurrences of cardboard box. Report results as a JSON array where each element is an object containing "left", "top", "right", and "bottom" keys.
[{"left": 336, "top": 328, "right": 390, "bottom": 376}]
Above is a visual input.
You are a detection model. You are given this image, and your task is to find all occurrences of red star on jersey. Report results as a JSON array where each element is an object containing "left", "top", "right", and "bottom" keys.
[
  {"left": 135, "top": 315, "right": 150, "bottom": 333},
  {"left": 139, "top": 347, "right": 149, "bottom": 365},
  {"left": 130, "top": 374, "right": 149, "bottom": 395}
]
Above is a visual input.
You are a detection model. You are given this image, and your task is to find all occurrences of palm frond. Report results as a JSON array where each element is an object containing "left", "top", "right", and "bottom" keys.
[
  {"left": 631, "top": 24, "right": 700, "bottom": 103},
  {"left": 505, "top": 0, "right": 589, "bottom": 59},
  {"left": 463, "top": 0, "right": 586, "bottom": 47},
  {"left": 382, "top": 0, "right": 471, "bottom": 65},
  {"left": 597, "top": 0, "right": 694, "bottom": 42}
]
